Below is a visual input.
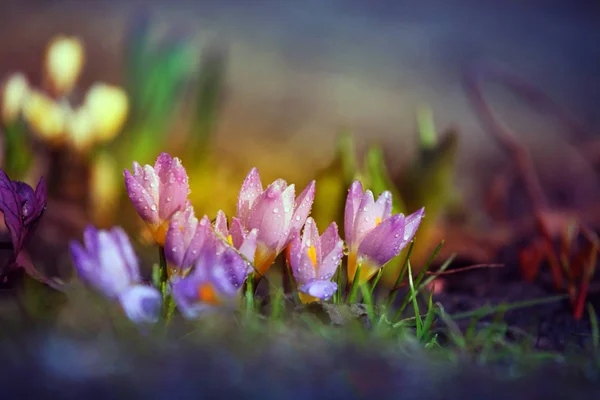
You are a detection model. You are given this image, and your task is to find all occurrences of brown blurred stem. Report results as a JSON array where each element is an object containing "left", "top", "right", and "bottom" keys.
[{"left": 463, "top": 66, "right": 566, "bottom": 289}]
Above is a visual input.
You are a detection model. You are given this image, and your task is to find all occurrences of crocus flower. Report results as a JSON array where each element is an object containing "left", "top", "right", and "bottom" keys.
[
  {"left": 214, "top": 210, "right": 258, "bottom": 263},
  {"left": 236, "top": 168, "right": 315, "bottom": 276},
  {"left": 171, "top": 233, "right": 252, "bottom": 319},
  {"left": 0, "top": 170, "right": 46, "bottom": 266},
  {"left": 124, "top": 153, "right": 190, "bottom": 245},
  {"left": 289, "top": 217, "right": 344, "bottom": 303},
  {"left": 69, "top": 225, "right": 162, "bottom": 324},
  {"left": 164, "top": 204, "right": 212, "bottom": 276},
  {"left": 345, "top": 180, "right": 424, "bottom": 284}
]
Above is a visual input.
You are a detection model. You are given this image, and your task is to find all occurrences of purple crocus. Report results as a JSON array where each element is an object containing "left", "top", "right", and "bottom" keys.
[
  {"left": 171, "top": 233, "right": 252, "bottom": 319},
  {"left": 344, "top": 180, "right": 424, "bottom": 284},
  {"left": 214, "top": 210, "right": 258, "bottom": 263},
  {"left": 289, "top": 217, "right": 344, "bottom": 303},
  {"left": 0, "top": 170, "right": 46, "bottom": 267},
  {"left": 163, "top": 204, "right": 211, "bottom": 276},
  {"left": 69, "top": 225, "right": 162, "bottom": 324},
  {"left": 236, "top": 168, "right": 315, "bottom": 276},
  {"left": 124, "top": 153, "right": 189, "bottom": 246}
]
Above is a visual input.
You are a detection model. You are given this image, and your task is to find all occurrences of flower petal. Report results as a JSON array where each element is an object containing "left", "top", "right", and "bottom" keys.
[
  {"left": 357, "top": 213, "right": 408, "bottom": 268},
  {"left": 291, "top": 246, "right": 317, "bottom": 286},
  {"left": 320, "top": 221, "right": 340, "bottom": 260},
  {"left": 318, "top": 236, "right": 343, "bottom": 281},
  {"left": 403, "top": 207, "right": 425, "bottom": 243},
  {"left": 238, "top": 228, "right": 258, "bottom": 263},
  {"left": 155, "top": 153, "right": 189, "bottom": 221},
  {"left": 109, "top": 226, "right": 140, "bottom": 282},
  {"left": 118, "top": 284, "right": 162, "bottom": 324},
  {"left": 236, "top": 167, "right": 263, "bottom": 225},
  {"left": 289, "top": 180, "right": 315, "bottom": 236},
  {"left": 298, "top": 280, "right": 337, "bottom": 301},
  {"left": 214, "top": 210, "right": 229, "bottom": 238},
  {"left": 302, "top": 217, "right": 321, "bottom": 264},
  {"left": 344, "top": 180, "right": 363, "bottom": 247},
  {"left": 247, "top": 180, "right": 293, "bottom": 253},
  {"left": 352, "top": 189, "right": 386, "bottom": 247},
  {"left": 0, "top": 170, "right": 25, "bottom": 257},
  {"left": 124, "top": 167, "right": 159, "bottom": 226}
]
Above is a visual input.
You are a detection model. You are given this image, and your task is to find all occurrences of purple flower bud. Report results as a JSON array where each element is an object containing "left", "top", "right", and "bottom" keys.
[
  {"left": 164, "top": 205, "right": 211, "bottom": 273},
  {"left": 289, "top": 217, "right": 343, "bottom": 303},
  {"left": 236, "top": 168, "right": 315, "bottom": 276},
  {"left": 344, "top": 180, "right": 424, "bottom": 284},
  {"left": 124, "top": 153, "right": 189, "bottom": 245},
  {"left": 0, "top": 170, "right": 46, "bottom": 268},
  {"left": 69, "top": 225, "right": 161, "bottom": 324},
  {"left": 171, "top": 234, "right": 251, "bottom": 319}
]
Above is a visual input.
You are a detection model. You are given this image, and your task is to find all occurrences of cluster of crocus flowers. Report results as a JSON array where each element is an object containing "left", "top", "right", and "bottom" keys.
[
  {"left": 0, "top": 169, "right": 46, "bottom": 268},
  {"left": 70, "top": 151, "right": 424, "bottom": 323},
  {"left": 0, "top": 35, "right": 129, "bottom": 152}
]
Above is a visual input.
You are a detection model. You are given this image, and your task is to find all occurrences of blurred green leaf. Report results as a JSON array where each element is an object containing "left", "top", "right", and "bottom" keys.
[
  {"left": 363, "top": 144, "right": 406, "bottom": 214},
  {"left": 188, "top": 46, "right": 227, "bottom": 156},
  {"left": 1, "top": 122, "right": 33, "bottom": 180},
  {"left": 312, "top": 131, "right": 359, "bottom": 230}
]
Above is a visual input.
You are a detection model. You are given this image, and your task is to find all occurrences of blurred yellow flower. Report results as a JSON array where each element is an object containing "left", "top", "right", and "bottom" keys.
[
  {"left": 21, "top": 89, "right": 67, "bottom": 142},
  {"left": 1, "top": 72, "right": 30, "bottom": 125},
  {"left": 65, "top": 104, "right": 96, "bottom": 151},
  {"left": 84, "top": 83, "right": 129, "bottom": 143},
  {"left": 44, "top": 36, "right": 85, "bottom": 97},
  {"left": 89, "top": 151, "right": 120, "bottom": 224}
]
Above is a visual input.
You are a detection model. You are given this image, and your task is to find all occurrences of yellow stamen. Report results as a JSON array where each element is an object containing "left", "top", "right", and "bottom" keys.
[
  {"left": 227, "top": 234, "right": 233, "bottom": 246},
  {"left": 298, "top": 292, "right": 320, "bottom": 304},
  {"left": 307, "top": 245, "right": 317, "bottom": 269},
  {"left": 347, "top": 251, "right": 379, "bottom": 285},
  {"left": 375, "top": 217, "right": 381, "bottom": 226},
  {"left": 197, "top": 283, "right": 220, "bottom": 305}
]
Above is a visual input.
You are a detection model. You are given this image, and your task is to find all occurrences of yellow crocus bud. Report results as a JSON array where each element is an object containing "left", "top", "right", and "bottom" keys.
[
  {"left": 1, "top": 72, "right": 30, "bottom": 125},
  {"left": 65, "top": 105, "right": 96, "bottom": 151},
  {"left": 89, "top": 151, "right": 120, "bottom": 225},
  {"left": 44, "top": 35, "right": 85, "bottom": 97},
  {"left": 22, "top": 89, "right": 67, "bottom": 142},
  {"left": 84, "top": 83, "right": 129, "bottom": 143}
]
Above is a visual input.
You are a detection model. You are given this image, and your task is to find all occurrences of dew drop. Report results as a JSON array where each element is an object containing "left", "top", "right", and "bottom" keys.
[
  {"left": 150, "top": 204, "right": 157, "bottom": 211},
  {"left": 272, "top": 208, "right": 279, "bottom": 214},
  {"left": 172, "top": 247, "right": 177, "bottom": 252},
  {"left": 364, "top": 217, "right": 369, "bottom": 222},
  {"left": 143, "top": 205, "right": 148, "bottom": 210},
  {"left": 363, "top": 206, "right": 369, "bottom": 212},
  {"left": 166, "top": 196, "right": 172, "bottom": 203},
  {"left": 295, "top": 215, "right": 301, "bottom": 221},
  {"left": 191, "top": 250, "right": 197, "bottom": 255}
]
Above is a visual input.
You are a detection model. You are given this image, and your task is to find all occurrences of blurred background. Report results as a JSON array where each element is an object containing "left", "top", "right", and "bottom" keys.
[{"left": 1, "top": 0, "right": 599, "bottom": 283}]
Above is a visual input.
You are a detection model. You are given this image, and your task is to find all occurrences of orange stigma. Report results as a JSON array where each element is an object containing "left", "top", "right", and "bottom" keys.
[{"left": 197, "top": 283, "right": 220, "bottom": 305}]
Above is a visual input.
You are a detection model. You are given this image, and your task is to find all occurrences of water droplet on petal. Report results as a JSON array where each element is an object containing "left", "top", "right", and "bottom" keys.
[
  {"left": 295, "top": 215, "right": 301, "bottom": 221},
  {"left": 150, "top": 204, "right": 157, "bottom": 211},
  {"left": 272, "top": 208, "right": 279, "bottom": 213},
  {"left": 364, "top": 217, "right": 369, "bottom": 222},
  {"left": 166, "top": 196, "right": 172, "bottom": 202}
]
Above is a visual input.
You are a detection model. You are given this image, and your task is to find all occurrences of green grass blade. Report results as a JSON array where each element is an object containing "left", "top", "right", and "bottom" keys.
[
  {"left": 347, "top": 264, "right": 362, "bottom": 303},
  {"left": 335, "top": 264, "right": 343, "bottom": 305},
  {"left": 436, "top": 303, "right": 466, "bottom": 349},
  {"left": 387, "top": 240, "right": 415, "bottom": 306},
  {"left": 407, "top": 261, "right": 423, "bottom": 336}
]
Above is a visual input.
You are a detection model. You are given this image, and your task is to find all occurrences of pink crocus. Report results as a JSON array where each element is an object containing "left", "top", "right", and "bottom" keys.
[
  {"left": 288, "top": 217, "right": 344, "bottom": 303},
  {"left": 214, "top": 210, "right": 258, "bottom": 264},
  {"left": 344, "top": 180, "right": 424, "bottom": 284},
  {"left": 124, "top": 152, "right": 189, "bottom": 246},
  {"left": 236, "top": 168, "right": 315, "bottom": 276}
]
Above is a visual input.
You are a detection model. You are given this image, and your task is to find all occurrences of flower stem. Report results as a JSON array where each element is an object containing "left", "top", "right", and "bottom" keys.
[{"left": 158, "top": 246, "right": 172, "bottom": 324}]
